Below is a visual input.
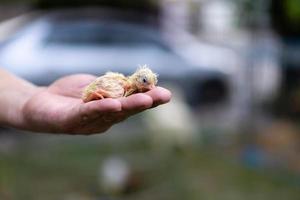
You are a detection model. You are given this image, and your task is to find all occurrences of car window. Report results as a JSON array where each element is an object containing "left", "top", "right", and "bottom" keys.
[{"left": 44, "top": 20, "right": 171, "bottom": 51}]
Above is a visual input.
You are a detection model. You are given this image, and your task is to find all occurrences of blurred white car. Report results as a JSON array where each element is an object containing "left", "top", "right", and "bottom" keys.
[{"left": 0, "top": 9, "right": 236, "bottom": 107}]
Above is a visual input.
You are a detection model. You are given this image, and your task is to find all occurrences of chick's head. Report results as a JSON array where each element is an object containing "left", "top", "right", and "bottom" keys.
[{"left": 130, "top": 66, "right": 158, "bottom": 92}]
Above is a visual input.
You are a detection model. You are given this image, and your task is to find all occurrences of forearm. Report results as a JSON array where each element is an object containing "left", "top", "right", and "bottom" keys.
[{"left": 0, "top": 69, "right": 40, "bottom": 128}]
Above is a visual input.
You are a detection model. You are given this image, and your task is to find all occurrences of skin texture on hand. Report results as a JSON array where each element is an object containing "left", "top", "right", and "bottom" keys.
[{"left": 20, "top": 74, "right": 171, "bottom": 134}]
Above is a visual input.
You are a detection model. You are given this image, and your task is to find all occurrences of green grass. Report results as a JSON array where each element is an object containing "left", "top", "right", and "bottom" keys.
[{"left": 0, "top": 131, "right": 299, "bottom": 200}]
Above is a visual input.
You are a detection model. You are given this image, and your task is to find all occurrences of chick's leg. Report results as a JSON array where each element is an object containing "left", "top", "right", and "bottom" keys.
[
  {"left": 83, "top": 90, "right": 108, "bottom": 102},
  {"left": 124, "top": 88, "right": 136, "bottom": 97},
  {"left": 94, "top": 89, "right": 113, "bottom": 99},
  {"left": 93, "top": 92, "right": 104, "bottom": 99}
]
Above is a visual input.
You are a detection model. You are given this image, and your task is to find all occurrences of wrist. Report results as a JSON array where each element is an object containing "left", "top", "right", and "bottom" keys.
[
  {"left": 16, "top": 86, "right": 46, "bottom": 129},
  {"left": 0, "top": 69, "right": 45, "bottom": 129}
]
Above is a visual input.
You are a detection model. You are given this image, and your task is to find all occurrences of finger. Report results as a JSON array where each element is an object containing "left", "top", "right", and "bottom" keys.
[
  {"left": 73, "top": 123, "right": 113, "bottom": 135},
  {"left": 119, "top": 93, "right": 153, "bottom": 112},
  {"left": 79, "top": 112, "right": 127, "bottom": 134},
  {"left": 80, "top": 98, "right": 122, "bottom": 117},
  {"left": 145, "top": 87, "right": 172, "bottom": 107},
  {"left": 73, "top": 105, "right": 123, "bottom": 134},
  {"left": 100, "top": 112, "right": 128, "bottom": 124}
]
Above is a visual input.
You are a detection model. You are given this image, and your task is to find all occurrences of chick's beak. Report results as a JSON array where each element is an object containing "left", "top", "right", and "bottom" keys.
[{"left": 149, "top": 84, "right": 155, "bottom": 90}]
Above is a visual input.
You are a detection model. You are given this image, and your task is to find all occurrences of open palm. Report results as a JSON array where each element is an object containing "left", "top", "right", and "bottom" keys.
[{"left": 22, "top": 74, "right": 171, "bottom": 134}]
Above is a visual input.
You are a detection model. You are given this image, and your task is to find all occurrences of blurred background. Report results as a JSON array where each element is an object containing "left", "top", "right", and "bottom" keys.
[{"left": 1, "top": 0, "right": 300, "bottom": 199}]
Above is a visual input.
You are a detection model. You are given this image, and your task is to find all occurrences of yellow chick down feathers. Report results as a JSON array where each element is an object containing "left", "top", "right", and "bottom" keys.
[{"left": 82, "top": 66, "right": 157, "bottom": 102}]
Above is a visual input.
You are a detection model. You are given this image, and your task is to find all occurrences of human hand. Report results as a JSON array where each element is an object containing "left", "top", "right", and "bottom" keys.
[{"left": 21, "top": 74, "right": 171, "bottom": 134}]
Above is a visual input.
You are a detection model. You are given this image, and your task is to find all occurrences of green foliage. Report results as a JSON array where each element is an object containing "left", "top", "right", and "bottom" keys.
[{"left": 0, "top": 132, "right": 299, "bottom": 200}]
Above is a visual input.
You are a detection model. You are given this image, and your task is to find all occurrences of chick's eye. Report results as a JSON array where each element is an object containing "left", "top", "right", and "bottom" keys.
[{"left": 142, "top": 77, "right": 147, "bottom": 83}]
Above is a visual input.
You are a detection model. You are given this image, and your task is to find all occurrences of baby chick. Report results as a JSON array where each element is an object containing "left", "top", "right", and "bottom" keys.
[{"left": 82, "top": 65, "right": 158, "bottom": 102}]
